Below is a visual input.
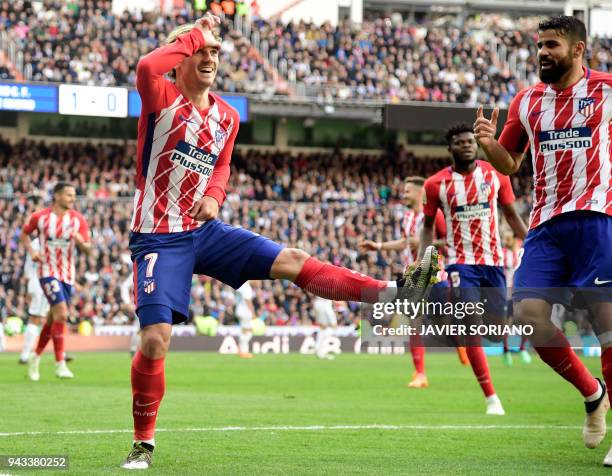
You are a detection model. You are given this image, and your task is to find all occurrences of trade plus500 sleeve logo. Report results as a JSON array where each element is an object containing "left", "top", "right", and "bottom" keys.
[{"left": 538, "top": 127, "right": 592, "bottom": 153}]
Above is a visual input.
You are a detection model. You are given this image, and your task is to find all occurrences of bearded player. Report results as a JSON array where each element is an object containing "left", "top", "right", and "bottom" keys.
[
  {"left": 474, "top": 15, "right": 611, "bottom": 465},
  {"left": 121, "top": 13, "right": 436, "bottom": 469},
  {"left": 419, "top": 123, "right": 528, "bottom": 415},
  {"left": 20, "top": 183, "right": 91, "bottom": 381},
  {"left": 359, "top": 177, "right": 468, "bottom": 389}
]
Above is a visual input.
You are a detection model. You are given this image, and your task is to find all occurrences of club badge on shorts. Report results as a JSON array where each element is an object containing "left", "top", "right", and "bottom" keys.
[{"left": 144, "top": 278, "right": 156, "bottom": 294}]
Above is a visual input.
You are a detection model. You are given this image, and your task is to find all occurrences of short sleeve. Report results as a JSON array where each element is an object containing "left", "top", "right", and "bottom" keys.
[
  {"left": 497, "top": 173, "right": 515, "bottom": 205},
  {"left": 498, "top": 91, "right": 530, "bottom": 154},
  {"left": 434, "top": 209, "right": 447, "bottom": 238},
  {"left": 423, "top": 178, "right": 441, "bottom": 218},
  {"left": 22, "top": 212, "right": 40, "bottom": 235},
  {"left": 77, "top": 214, "right": 91, "bottom": 241}
]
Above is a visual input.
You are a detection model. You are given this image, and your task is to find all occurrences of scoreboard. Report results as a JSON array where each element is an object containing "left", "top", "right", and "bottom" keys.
[
  {"left": 0, "top": 81, "right": 248, "bottom": 122},
  {"left": 58, "top": 85, "right": 128, "bottom": 118}
]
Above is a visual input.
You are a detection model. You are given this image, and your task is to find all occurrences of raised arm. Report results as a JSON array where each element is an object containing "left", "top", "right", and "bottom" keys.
[
  {"left": 474, "top": 102, "right": 528, "bottom": 175},
  {"left": 136, "top": 14, "right": 221, "bottom": 113}
]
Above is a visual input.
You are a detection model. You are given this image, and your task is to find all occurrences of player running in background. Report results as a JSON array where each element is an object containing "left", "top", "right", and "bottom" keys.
[
  {"left": 18, "top": 238, "right": 49, "bottom": 364},
  {"left": 474, "top": 15, "right": 611, "bottom": 464},
  {"left": 501, "top": 232, "right": 531, "bottom": 366},
  {"left": 359, "top": 177, "right": 468, "bottom": 389},
  {"left": 234, "top": 281, "right": 255, "bottom": 358},
  {"left": 20, "top": 183, "right": 92, "bottom": 381},
  {"left": 419, "top": 123, "right": 528, "bottom": 415},
  {"left": 122, "top": 13, "right": 436, "bottom": 469},
  {"left": 313, "top": 297, "right": 338, "bottom": 360}
]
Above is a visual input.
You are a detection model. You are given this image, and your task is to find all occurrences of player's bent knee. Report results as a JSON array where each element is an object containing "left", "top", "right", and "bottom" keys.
[
  {"left": 271, "top": 248, "right": 311, "bottom": 280},
  {"left": 140, "top": 325, "right": 171, "bottom": 359},
  {"left": 513, "top": 299, "right": 553, "bottom": 329},
  {"left": 51, "top": 306, "right": 69, "bottom": 322},
  {"left": 282, "top": 248, "right": 310, "bottom": 265}
]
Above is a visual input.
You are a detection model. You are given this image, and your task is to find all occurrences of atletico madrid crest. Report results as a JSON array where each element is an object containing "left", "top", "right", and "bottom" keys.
[
  {"left": 214, "top": 128, "right": 228, "bottom": 148},
  {"left": 480, "top": 181, "right": 492, "bottom": 195},
  {"left": 578, "top": 97, "right": 596, "bottom": 118},
  {"left": 144, "top": 278, "right": 156, "bottom": 294}
]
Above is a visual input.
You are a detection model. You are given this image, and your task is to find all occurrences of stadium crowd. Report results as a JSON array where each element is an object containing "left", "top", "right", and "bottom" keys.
[
  {"left": 0, "top": 138, "right": 534, "bottom": 328},
  {"left": 2, "top": 1, "right": 610, "bottom": 103}
]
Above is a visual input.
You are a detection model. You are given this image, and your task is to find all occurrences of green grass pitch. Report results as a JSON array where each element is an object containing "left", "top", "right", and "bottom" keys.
[{"left": 1, "top": 351, "right": 610, "bottom": 475}]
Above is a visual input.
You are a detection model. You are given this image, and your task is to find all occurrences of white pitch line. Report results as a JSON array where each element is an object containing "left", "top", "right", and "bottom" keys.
[{"left": 0, "top": 424, "right": 582, "bottom": 438}]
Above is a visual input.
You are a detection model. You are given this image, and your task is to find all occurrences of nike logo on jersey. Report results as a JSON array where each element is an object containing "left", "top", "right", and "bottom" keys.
[
  {"left": 135, "top": 400, "right": 159, "bottom": 407},
  {"left": 530, "top": 109, "right": 549, "bottom": 117},
  {"left": 178, "top": 114, "right": 197, "bottom": 124},
  {"left": 594, "top": 278, "right": 612, "bottom": 286}
]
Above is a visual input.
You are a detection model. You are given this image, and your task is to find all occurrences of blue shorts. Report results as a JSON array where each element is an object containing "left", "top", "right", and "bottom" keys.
[
  {"left": 130, "top": 219, "right": 284, "bottom": 327},
  {"left": 40, "top": 277, "right": 73, "bottom": 306},
  {"left": 513, "top": 211, "right": 612, "bottom": 305},
  {"left": 445, "top": 264, "right": 507, "bottom": 316}
]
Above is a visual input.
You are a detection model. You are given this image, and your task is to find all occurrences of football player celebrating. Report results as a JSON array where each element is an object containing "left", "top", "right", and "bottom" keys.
[
  {"left": 419, "top": 123, "right": 528, "bottom": 415},
  {"left": 474, "top": 15, "right": 611, "bottom": 465},
  {"left": 122, "top": 13, "right": 436, "bottom": 469}
]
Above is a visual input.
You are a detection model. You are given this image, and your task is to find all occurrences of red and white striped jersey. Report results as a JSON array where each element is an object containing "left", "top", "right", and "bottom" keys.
[
  {"left": 22, "top": 208, "right": 90, "bottom": 285},
  {"left": 130, "top": 28, "right": 239, "bottom": 234},
  {"left": 401, "top": 208, "right": 425, "bottom": 265},
  {"left": 400, "top": 208, "right": 446, "bottom": 265},
  {"left": 499, "top": 67, "right": 611, "bottom": 229},
  {"left": 423, "top": 160, "right": 515, "bottom": 266}
]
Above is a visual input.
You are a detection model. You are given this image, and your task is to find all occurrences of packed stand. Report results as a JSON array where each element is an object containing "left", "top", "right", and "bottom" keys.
[
  {"left": 0, "top": 0, "right": 275, "bottom": 94},
  {"left": 0, "top": 138, "right": 533, "bottom": 328},
  {"left": 2, "top": 2, "right": 610, "bottom": 103},
  {"left": 263, "top": 14, "right": 611, "bottom": 103}
]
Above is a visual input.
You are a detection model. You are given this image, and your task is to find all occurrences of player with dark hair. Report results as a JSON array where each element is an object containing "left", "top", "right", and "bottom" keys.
[
  {"left": 359, "top": 176, "right": 468, "bottom": 388},
  {"left": 121, "top": 14, "right": 436, "bottom": 469},
  {"left": 418, "top": 123, "right": 528, "bottom": 415},
  {"left": 474, "top": 15, "right": 611, "bottom": 465},
  {"left": 20, "top": 182, "right": 92, "bottom": 381}
]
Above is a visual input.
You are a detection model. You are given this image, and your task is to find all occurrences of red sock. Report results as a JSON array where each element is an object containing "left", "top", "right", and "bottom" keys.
[
  {"left": 410, "top": 334, "right": 425, "bottom": 374},
  {"left": 601, "top": 348, "right": 612, "bottom": 402},
  {"left": 35, "top": 322, "right": 52, "bottom": 356},
  {"left": 519, "top": 336, "right": 528, "bottom": 351},
  {"left": 132, "top": 350, "right": 165, "bottom": 442},
  {"left": 51, "top": 321, "right": 65, "bottom": 362},
  {"left": 466, "top": 345, "right": 496, "bottom": 397},
  {"left": 503, "top": 335, "right": 509, "bottom": 353},
  {"left": 294, "top": 257, "right": 387, "bottom": 303},
  {"left": 535, "top": 329, "right": 598, "bottom": 397}
]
